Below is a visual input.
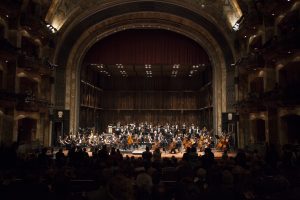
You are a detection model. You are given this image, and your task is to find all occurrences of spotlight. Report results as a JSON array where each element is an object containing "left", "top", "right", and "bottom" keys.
[
  {"left": 232, "top": 16, "right": 244, "bottom": 31},
  {"left": 45, "top": 22, "right": 57, "bottom": 33}
]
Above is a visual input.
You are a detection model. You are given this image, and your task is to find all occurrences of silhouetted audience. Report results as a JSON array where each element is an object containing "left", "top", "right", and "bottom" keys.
[
  {"left": 0, "top": 142, "right": 300, "bottom": 200},
  {"left": 142, "top": 146, "right": 153, "bottom": 162},
  {"left": 201, "top": 148, "right": 214, "bottom": 169},
  {"left": 55, "top": 148, "right": 65, "bottom": 167}
]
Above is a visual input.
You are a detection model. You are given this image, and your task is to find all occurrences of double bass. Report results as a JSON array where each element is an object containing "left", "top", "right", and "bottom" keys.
[
  {"left": 182, "top": 137, "right": 193, "bottom": 149},
  {"left": 216, "top": 133, "right": 229, "bottom": 150},
  {"left": 127, "top": 134, "right": 133, "bottom": 145}
]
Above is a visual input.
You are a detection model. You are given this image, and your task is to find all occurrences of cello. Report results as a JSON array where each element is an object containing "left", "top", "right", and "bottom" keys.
[
  {"left": 127, "top": 134, "right": 133, "bottom": 145},
  {"left": 216, "top": 133, "right": 229, "bottom": 150}
]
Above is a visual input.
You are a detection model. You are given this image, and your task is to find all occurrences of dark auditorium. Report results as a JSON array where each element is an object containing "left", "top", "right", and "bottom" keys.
[{"left": 0, "top": 0, "right": 300, "bottom": 199}]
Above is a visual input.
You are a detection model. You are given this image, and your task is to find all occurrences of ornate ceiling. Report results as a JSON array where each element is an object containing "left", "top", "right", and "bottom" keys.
[
  {"left": 45, "top": 0, "right": 245, "bottom": 69},
  {"left": 45, "top": 0, "right": 243, "bottom": 32}
]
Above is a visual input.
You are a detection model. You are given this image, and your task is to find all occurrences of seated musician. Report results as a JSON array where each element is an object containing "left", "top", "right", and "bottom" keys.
[
  {"left": 133, "top": 134, "right": 139, "bottom": 149},
  {"left": 170, "top": 138, "right": 177, "bottom": 154},
  {"left": 127, "top": 133, "right": 133, "bottom": 149},
  {"left": 182, "top": 123, "right": 186, "bottom": 136},
  {"left": 176, "top": 137, "right": 183, "bottom": 153}
]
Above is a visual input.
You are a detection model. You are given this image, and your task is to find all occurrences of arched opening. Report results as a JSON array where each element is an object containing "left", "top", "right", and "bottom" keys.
[
  {"left": 281, "top": 114, "right": 300, "bottom": 144},
  {"left": 251, "top": 118, "right": 266, "bottom": 144},
  {"left": 21, "top": 36, "right": 39, "bottom": 58},
  {"left": 17, "top": 117, "right": 37, "bottom": 145},
  {"left": 19, "top": 77, "right": 38, "bottom": 94},
  {"left": 250, "top": 77, "right": 264, "bottom": 98},
  {"left": 278, "top": 61, "right": 300, "bottom": 103},
  {"left": 16, "top": 77, "right": 39, "bottom": 112},
  {"left": 81, "top": 29, "right": 213, "bottom": 132}
]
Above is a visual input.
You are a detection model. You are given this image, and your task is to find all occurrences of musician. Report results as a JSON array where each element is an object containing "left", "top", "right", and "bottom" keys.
[
  {"left": 133, "top": 134, "right": 139, "bottom": 149},
  {"left": 195, "top": 126, "right": 200, "bottom": 138},
  {"left": 190, "top": 124, "right": 195, "bottom": 134},
  {"left": 58, "top": 136, "right": 64, "bottom": 147},
  {"left": 202, "top": 126, "right": 208, "bottom": 135},
  {"left": 182, "top": 123, "right": 186, "bottom": 136},
  {"left": 176, "top": 137, "right": 183, "bottom": 153},
  {"left": 115, "top": 127, "right": 121, "bottom": 135},
  {"left": 127, "top": 133, "right": 133, "bottom": 150},
  {"left": 161, "top": 137, "right": 168, "bottom": 153},
  {"left": 170, "top": 138, "right": 177, "bottom": 154}
]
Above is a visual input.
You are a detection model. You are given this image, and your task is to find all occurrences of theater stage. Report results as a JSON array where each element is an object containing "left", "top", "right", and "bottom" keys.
[
  {"left": 121, "top": 148, "right": 237, "bottom": 159},
  {"left": 60, "top": 148, "right": 236, "bottom": 159}
]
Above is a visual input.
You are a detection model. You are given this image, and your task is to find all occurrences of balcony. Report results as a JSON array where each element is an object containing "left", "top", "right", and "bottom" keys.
[
  {"left": 18, "top": 54, "right": 41, "bottom": 72},
  {"left": 238, "top": 54, "right": 265, "bottom": 70},
  {"left": 20, "top": 14, "right": 53, "bottom": 39},
  {"left": 15, "top": 91, "right": 51, "bottom": 112}
]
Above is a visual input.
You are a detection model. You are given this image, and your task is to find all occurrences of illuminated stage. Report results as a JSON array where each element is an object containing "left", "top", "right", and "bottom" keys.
[
  {"left": 59, "top": 147, "right": 236, "bottom": 159},
  {"left": 121, "top": 148, "right": 237, "bottom": 159}
]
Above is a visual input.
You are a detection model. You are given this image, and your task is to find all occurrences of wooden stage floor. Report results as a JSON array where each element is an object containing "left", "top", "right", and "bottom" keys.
[
  {"left": 62, "top": 148, "right": 236, "bottom": 159},
  {"left": 121, "top": 148, "right": 237, "bottom": 159}
]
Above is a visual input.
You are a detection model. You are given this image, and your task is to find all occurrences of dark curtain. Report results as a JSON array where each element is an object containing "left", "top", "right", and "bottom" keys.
[{"left": 84, "top": 29, "right": 210, "bottom": 65}]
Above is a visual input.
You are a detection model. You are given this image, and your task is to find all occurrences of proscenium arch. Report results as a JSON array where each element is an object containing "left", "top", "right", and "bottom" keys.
[
  {"left": 54, "top": 2, "right": 235, "bottom": 135},
  {"left": 55, "top": 1, "right": 234, "bottom": 67},
  {"left": 64, "top": 15, "right": 229, "bottom": 135}
]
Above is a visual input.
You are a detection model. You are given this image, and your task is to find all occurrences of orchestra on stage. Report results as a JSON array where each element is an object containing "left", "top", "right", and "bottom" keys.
[{"left": 58, "top": 122, "right": 232, "bottom": 153}]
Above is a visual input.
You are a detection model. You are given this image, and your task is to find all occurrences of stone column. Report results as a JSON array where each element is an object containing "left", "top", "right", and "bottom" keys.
[{"left": 267, "top": 108, "right": 279, "bottom": 145}]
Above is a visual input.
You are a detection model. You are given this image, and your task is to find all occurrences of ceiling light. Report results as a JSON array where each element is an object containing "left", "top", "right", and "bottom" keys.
[
  {"left": 45, "top": 23, "right": 57, "bottom": 33},
  {"left": 173, "top": 64, "right": 180, "bottom": 69},
  {"left": 117, "top": 64, "right": 124, "bottom": 69},
  {"left": 232, "top": 15, "right": 244, "bottom": 31}
]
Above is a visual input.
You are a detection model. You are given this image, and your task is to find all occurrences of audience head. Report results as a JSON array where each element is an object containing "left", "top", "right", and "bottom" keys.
[
  {"left": 107, "top": 175, "right": 134, "bottom": 200},
  {"left": 136, "top": 172, "right": 153, "bottom": 193}
]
